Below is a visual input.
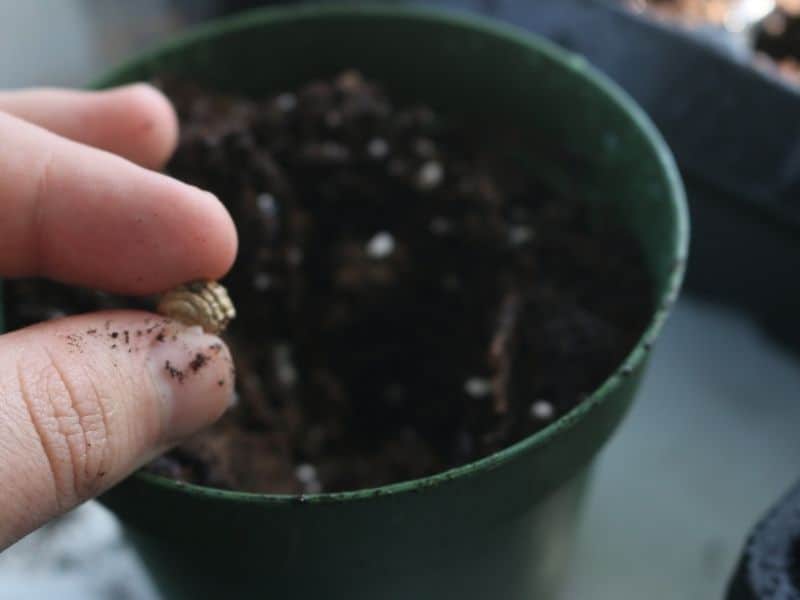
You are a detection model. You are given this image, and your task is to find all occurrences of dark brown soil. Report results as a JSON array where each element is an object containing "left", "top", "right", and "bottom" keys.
[{"left": 2, "top": 71, "right": 653, "bottom": 494}]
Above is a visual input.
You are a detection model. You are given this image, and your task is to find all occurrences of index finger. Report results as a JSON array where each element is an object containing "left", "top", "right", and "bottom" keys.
[
  {"left": 0, "top": 111, "right": 237, "bottom": 295},
  {"left": 0, "top": 84, "right": 179, "bottom": 169}
]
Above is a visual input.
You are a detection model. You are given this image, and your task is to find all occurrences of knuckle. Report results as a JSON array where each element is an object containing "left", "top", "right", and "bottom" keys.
[
  {"left": 32, "top": 150, "right": 56, "bottom": 211},
  {"left": 16, "top": 349, "right": 112, "bottom": 504},
  {"left": 29, "top": 150, "right": 56, "bottom": 271}
]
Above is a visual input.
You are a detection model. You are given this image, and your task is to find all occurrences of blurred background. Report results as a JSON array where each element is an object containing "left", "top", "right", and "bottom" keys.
[{"left": 1, "top": 1, "right": 800, "bottom": 598}]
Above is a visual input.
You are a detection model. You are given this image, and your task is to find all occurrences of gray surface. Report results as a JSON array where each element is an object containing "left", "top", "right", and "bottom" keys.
[
  {"left": 0, "top": 503, "right": 157, "bottom": 600},
  {"left": 0, "top": 1, "right": 94, "bottom": 87},
  {"left": 1, "top": 3, "right": 799, "bottom": 599},
  {"left": 564, "top": 297, "right": 800, "bottom": 600}
]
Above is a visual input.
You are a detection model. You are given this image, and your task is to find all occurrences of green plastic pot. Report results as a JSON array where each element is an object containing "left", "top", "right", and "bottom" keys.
[{"left": 93, "top": 6, "right": 688, "bottom": 599}]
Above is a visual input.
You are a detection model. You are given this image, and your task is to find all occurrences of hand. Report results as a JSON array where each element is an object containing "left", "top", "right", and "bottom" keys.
[{"left": 0, "top": 84, "right": 238, "bottom": 549}]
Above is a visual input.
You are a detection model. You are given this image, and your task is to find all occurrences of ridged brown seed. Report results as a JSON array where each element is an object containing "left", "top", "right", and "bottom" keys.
[{"left": 157, "top": 280, "right": 236, "bottom": 334}]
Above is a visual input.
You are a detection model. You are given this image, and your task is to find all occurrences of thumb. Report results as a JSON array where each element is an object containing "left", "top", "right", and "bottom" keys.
[{"left": 0, "top": 310, "right": 234, "bottom": 549}]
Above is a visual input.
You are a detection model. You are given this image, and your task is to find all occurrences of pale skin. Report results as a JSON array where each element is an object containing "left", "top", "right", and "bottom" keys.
[{"left": 0, "top": 83, "right": 239, "bottom": 549}]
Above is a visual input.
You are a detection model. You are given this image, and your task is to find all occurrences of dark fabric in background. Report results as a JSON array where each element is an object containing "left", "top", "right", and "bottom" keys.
[{"left": 194, "top": 0, "right": 800, "bottom": 352}]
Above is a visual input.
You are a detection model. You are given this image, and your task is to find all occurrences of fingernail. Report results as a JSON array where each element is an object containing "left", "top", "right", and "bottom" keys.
[{"left": 146, "top": 324, "right": 234, "bottom": 442}]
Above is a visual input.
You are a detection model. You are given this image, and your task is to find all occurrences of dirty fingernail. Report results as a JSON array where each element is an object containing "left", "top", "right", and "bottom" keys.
[{"left": 146, "top": 324, "right": 234, "bottom": 442}]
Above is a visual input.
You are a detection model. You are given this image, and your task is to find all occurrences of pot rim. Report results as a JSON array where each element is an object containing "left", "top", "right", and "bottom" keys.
[{"left": 99, "top": 3, "right": 689, "bottom": 506}]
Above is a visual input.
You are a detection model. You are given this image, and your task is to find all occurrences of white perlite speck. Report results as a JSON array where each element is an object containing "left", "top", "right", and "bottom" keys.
[
  {"left": 278, "top": 363, "right": 297, "bottom": 386},
  {"left": 274, "top": 344, "right": 297, "bottom": 387},
  {"left": 253, "top": 273, "right": 272, "bottom": 291},
  {"left": 367, "top": 137, "right": 389, "bottom": 159},
  {"left": 295, "top": 463, "right": 317, "bottom": 484},
  {"left": 530, "top": 400, "right": 555, "bottom": 420},
  {"left": 275, "top": 92, "right": 297, "bottom": 112},
  {"left": 366, "top": 231, "right": 395, "bottom": 259},
  {"left": 257, "top": 193, "right": 277, "bottom": 217},
  {"left": 464, "top": 377, "right": 493, "bottom": 398},
  {"left": 416, "top": 161, "right": 444, "bottom": 190},
  {"left": 295, "top": 463, "right": 322, "bottom": 494},
  {"left": 429, "top": 217, "right": 452, "bottom": 236},
  {"left": 508, "top": 225, "right": 534, "bottom": 246}
]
